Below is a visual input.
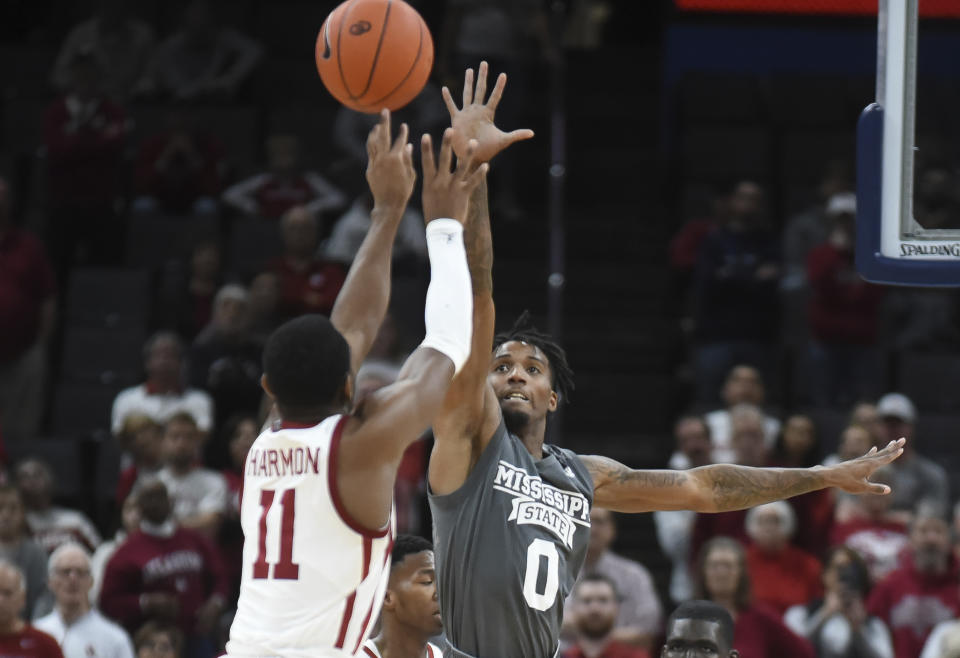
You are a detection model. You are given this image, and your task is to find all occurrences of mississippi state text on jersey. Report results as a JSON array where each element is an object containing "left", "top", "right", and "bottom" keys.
[{"left": 226, "top": 415, "right": 395, "bottom": 658}]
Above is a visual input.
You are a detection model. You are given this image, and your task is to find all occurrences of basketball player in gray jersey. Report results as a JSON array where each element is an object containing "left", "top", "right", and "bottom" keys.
[{"left": 426, "top": 62, "right": 906, "bottom": 658}]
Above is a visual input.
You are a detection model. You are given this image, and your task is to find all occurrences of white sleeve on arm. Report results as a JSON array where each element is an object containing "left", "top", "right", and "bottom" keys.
[{"left": 419, "top": 218, "right": 472, "bottom": 373}]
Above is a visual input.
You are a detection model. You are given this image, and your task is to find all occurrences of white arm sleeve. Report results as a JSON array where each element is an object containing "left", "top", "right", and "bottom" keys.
[{"left": 419, "top": 218, "right": 473, "bottom": 373}]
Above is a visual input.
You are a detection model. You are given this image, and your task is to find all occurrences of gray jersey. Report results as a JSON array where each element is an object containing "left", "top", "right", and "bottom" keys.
[{"left": 429, "top": 420, "right": 594, "bottom": 658}]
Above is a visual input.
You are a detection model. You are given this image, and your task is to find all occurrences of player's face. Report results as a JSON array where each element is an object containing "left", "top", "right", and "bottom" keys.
[
  {"left": 50, "top": 549, "right": 93, "bottom": 607},
  {"left": 388, "top": 550, "right": 442, "bottom": 635},
  {"left": 489, "top": 341, "right": 558, "bottom": 424},
  {"left": 661, "top": 619, "right": 733, "bottom": 658}
]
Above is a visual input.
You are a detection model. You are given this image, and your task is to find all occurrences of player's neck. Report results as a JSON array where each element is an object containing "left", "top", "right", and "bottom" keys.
[
  {"left": 375, "top": 623, "right": 431, "bottom": 658},
  {"left": 515, "top": 421, "right": 547, "bottom": 460}
]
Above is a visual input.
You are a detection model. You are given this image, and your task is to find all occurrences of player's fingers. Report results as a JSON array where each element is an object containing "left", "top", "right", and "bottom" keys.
[
  {"left": 868, "top": 482, "right": 892, "bottom": 495},
  {"left": 456, "top": 139, "right": 479, "bottom": 179},
  {"left": 393, "top": 123, "right": 409, "bottom": 152},
  {"left": 379, "top": 109, "right": 392, "bottom": 151},
  {"left": 403, "top": 142, "right": 414, "bottom": 172},
  {"left": 475, "top": 61, "right": 488, "bottom": 102},
  {"left": 441, "top": 86, "right": 458, "bottom": 115},
  {"left": 463, "top": 161, "right": 488, "bottom": 192},
  {"left": 438, "top": 128, "right": 455, "bottom": 175},
  {"left": 504, "top": 128, "right": 535, "bottom": 145},
  {"left": 462, "top": 68, "right": 474, "bottom": 106},
  {"left": 420, "top": 133, "right": 436, "bottom": 180},
  {"left": 487, "top": 72, "right": 507, "bottom": 110}
]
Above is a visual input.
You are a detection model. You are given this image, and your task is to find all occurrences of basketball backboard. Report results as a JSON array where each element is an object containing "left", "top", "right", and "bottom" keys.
[{"left": 856, "top": 0, "right": 960, "bottom": 286}]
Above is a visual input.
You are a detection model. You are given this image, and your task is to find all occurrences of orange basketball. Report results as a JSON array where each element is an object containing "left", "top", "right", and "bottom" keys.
[{"left": 315, "top": 0, "right": 434, "bottom": 113}]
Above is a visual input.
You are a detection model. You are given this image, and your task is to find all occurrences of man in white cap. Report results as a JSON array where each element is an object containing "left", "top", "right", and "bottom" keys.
[{"left": 876, "top": 392, "right": 949, "bottom": 513}]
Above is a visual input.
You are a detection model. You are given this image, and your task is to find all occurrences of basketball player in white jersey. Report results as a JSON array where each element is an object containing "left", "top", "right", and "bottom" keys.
[
  {"left": 361, "top": 535, "right": 442, "bottom": 658},
  {"left": 225, "top": 112, "right": 487, "bottom": 658}
]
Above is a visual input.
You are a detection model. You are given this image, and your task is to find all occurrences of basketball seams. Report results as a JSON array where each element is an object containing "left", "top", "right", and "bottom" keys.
[
  {"left": 336, "top": 0, "right": 359, "bottom": 100},
  {"left": 360, "top": 14, "right": 425, "bottom": 108},
  {"left": 355, "top": 0, "right": 392, "bottom": 101}
]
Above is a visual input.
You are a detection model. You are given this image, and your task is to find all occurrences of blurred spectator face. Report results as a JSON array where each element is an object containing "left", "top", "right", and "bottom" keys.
[
  {"left": 229, "top": 419, "right": 258, "bottom": 471},
  {"left": 822, "top": 549, "right": 854, "bottom": 592},
  {"left": 0, "top": 565, "right": 25, "bottom": 626},
  {"left": 163, "top": 417, "right": 200, "bottom": 470},
  {"left": 145, "top": 336, "right": 183, "bottom": 382},
  {"left": 191, "top": 243, "right": 221, "bottom": 281},
  {"left": 838, "top": 425, "right": 873, "bottom": 461},
  {"left": 731, "top": 416, "right": 766, "bottom": 467},
  {"left": 137, "top": 628, "right": 180, "bottom": 658},
  {"left": 573, "top": 579, "right": 619, "bottom": 639},
  {"left": 782, "top": 415, "right": 815, "bottom": 460},
  {"left": 722, "top": 366, "right": 764, "bottom": 407},
  {"left": 267, "top": 135, "right": 300, "bottom": 175},
  {"left": 131, "top": 421, "right": 164, "bottom": 467},
  {"left": 882, "top": 416, "right": 913, "bottom": 444},
  {"left": 587, "top": 508, "right": 615, "bottom": 557},
  {"left": 727, "top": 182, "right": 766, "bottom": 226},
  {"left": 850, "top": 403, "right": 884, "bottom": 446},
  {"left": 703, "top": 546, "right": 741, "bottom": 600},
  {"left": 121, "top": 495, "right": 142, "bottom": 535},
  {"left": 49, "top": 546, "right": 93, "bottom": 610},
  {"left": 911, "top": 516, "right": 950, "bottom": 573},
  {"left": 137, "top": 481, "right": 172, "bottom": 525},
  {"left": 212, "top": 286, "right": 249, "bottom": 334},
  {"left": 748, "top": 504, "right": 791, "bottom": 552},
  {"left": 0, "top": 491, "right": 25, "bottom": 542},
  {"left": 14, "top": 460, "right": 53, "bottom": 509},
  {"left": 675, "top": 418, "right": 712, "bottom": 467},
  {"left": 281, "top": 207, "right": 318, "bottom": 258},
  {"left": 248, "top": 272, "right": 280, "bottom": 322}
]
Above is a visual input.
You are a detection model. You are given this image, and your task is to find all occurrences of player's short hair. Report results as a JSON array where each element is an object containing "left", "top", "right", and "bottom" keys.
[
  {"left": 574, "top": 572, "right": 620, "bottom": 600},
  {"left": 391, "top": 535, "right": 433, "bottom": 568},
  {"left": 263, "top": 315, "right": 351, "bottom": 413},
  {"left": 493, "top": 311, "right": 574, "bottom": 404},
  {"left": 667, "top": 600, "right": 735, "bottom": 647}
]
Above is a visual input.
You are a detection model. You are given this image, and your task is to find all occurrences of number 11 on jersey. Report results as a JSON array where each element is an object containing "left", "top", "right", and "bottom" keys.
[{"left": 253, "top": 488, "right": 300, "bottom": 580}]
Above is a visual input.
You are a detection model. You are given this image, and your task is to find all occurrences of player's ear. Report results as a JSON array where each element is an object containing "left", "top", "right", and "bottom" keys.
[
  {"left": 382, "top": 588, "right": 396, "bottom": 610},
  {"left": 547, "top": 390, "right": 558, "bottom": 412},
  {"left": 260, "top": 374, "right": 275, "bottom": 399},
  {"left": 342, "top": 372, "right": 355, "bottom": 407}
]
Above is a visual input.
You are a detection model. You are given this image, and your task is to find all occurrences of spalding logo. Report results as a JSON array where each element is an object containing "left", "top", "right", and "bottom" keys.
[{"left": 349, "top": 20, "right": 372, "bottom": 35}]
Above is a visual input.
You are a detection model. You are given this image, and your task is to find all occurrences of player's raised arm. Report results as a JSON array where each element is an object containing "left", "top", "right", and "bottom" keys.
[
  {"left": 581, "top": 439, "right": 906, "bottom": 514},
  {"left": 430, "top": 61, "right": 535, "bottom": 496},
  {"left": 330, "top": 109, "right": 416, "bottom": 376},
  {"left": 336, "top": 130, "right": 488, "bottom": 531}
]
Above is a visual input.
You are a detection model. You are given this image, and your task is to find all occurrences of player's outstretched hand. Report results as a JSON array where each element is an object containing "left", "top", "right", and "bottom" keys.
[
  {"left": 365, "top": 109, "right": 416, "bottom": 215},
  {"left": 825, "top": 438, "right": 906, "bottom": 495},
  {"left": 442, "top": 60, "right": 534, "bottom": 163},
  {"left": 421, "top": 128, "right": 487, "bottom": 224}
]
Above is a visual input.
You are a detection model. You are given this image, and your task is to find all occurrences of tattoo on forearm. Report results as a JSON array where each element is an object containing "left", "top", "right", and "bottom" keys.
[
  {"left": 585, "top": 455, "right": 687, "bottom": 490},
  {"left": 696, "top": 464, "right": 826, "bottom": 511},
  {"left": 465, "top": 179, "right": 493, "bottom": 293}
]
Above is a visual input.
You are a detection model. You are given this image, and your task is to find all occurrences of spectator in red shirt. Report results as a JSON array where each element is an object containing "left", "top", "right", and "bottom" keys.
[
  {"left": 43, "top": 49, "right": 128, "bottom": 277},
  {"left": 222, "top": 135, "right": 345, "bottom": 221},
  {"left": 99, "top": 479, "right": 228, "bottom": 658},
  {"left": 0, "top": 176, "right": 57, "bottom": 444},
  {"left": 806, "top": 196, "right": 884, "bottom": 406},
  {"left": 133, "top": 111, "right": 224, "bottom": 216},
  {"left": 0, "top": 561, "right": 63, "bottom": 658},
  {"left": 267, "top": 206, "right": 346, "bottom": 320},
  {"left": 562, "top": 574, "right": 650, "bottom": 658},
  {"left": 696, "top": 536, "right": 813, "bottom": 658},
  {"left": 744, "top": 501, "right": 822, "bottom": 615},
  {"left": 867, "top": 504, "right": 960, "bottom": 658}
]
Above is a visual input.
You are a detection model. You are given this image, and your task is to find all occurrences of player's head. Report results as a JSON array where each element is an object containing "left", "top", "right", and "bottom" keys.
[
  {"left": 571, "top": 574, "right": 620, "bottom": 640},
  {"left": 262, "top": 315, "right": 352, "bottom": 421},
  {"left": 662, "top": 600, "right": 739, "bottom": 658},
  {"left": 382, "top": 535, "right": 442, "bottom": 636},
  {"left": 490, "top": 312, "right": 574, "bottom": 435},
  {"left": 14, "top": 458, "right": 54, "bottom": 510},
  {"left": 47, "top": 543, "right": 93, "bottom": 612},
  {"left": 0, "top": 560, "right": 26, "bottom": 626}
]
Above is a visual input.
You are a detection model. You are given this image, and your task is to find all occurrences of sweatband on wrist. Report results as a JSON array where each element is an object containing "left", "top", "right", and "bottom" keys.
[{"left": 420, "top": 218, "right": 473, "bottom": 373}]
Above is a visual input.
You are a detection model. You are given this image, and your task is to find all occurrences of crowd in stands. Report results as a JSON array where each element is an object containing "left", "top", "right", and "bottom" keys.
[{"left": 3, "top": 2, "right": 960, "bottom": 658}]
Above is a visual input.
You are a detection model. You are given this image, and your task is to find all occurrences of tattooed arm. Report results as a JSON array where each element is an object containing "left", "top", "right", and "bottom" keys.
[{"left": 581, "top": 438, "right": 905, "bottom": 513}]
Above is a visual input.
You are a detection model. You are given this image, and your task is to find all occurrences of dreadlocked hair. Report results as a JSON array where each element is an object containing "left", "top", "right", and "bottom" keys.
[{"left": 493, "top": 311, "right": 574, "bottom": 404}]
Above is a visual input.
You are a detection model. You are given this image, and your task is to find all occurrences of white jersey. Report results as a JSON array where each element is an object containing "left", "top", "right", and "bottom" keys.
[
  {"left": 360, "top": 639, "right": 441, "bottom": 658},
  {"left": 226, "top": 414, "right": 396, "bottom": 658}
]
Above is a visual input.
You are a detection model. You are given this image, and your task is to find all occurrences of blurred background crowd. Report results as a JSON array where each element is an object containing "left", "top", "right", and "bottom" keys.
[{"left": 2, "top": 1, "right": 960, "bottom": 658}]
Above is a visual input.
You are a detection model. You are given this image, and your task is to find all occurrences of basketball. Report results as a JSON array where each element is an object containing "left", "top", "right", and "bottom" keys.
[{"left": 315, "top": 0, "right": 434, "bottom": 113}]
